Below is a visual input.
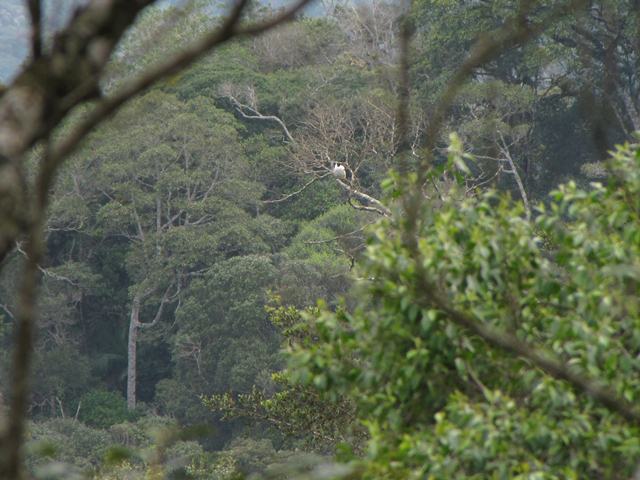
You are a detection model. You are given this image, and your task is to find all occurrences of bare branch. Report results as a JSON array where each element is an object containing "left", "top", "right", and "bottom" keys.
[
  {"left": 337, "top": 179, "right": 391, "bottom": 217},
  {"left": 137, "top": 284, "right": 174, "bottom": 329},
  {"left": 263, "top": 174, "right": 329, "bottom": 204},
  {"left": 226, "top": 88, "right": 392, "bottom": 215},
  {"left": 465, "top": 164, "right": 503, "bottom": 195},
  {"left": 347, "top": 197, "right": 390, "bottom": 216},
  {"left": 227, "top": 94, "right": 296, "bottom": 144},
  {"left": 498, "top": 131, "right": 531, "bottom": 220},
  {"left": 0, "top": 303, "right": 15, "bottom": 321}
]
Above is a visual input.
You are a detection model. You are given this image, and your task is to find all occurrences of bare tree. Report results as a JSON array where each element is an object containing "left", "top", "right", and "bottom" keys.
[
  {"left": 333, "top": 1, "right": 400, "bottom": 69},
  {"left": 222, "top": 84, "right": 393, "bottom": 217}
]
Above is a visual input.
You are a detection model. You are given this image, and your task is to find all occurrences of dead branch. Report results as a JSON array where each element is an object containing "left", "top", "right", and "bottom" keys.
[
  {"left": 226, "top": 93, "right": 296, "bottom": 144},
  {"left": 498, "top": 131, "right": 531, "bottom": 220},
  {"left": 225, "top": 90, "right": 392, "bottom": 216},
  {"left": 263, "top": 174, "right": 330, "bottom": 204},
  {"left": 339, "top": 179, "right": 391, "bottom": 217}
]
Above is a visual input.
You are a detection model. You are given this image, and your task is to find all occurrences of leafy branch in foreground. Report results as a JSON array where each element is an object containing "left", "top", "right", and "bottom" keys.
[
  {"left": 203, "top": 299, "right": 366, "bottom": 455},
  {"left": 289, "top": 139, "right": 640, "bottom": 478}
]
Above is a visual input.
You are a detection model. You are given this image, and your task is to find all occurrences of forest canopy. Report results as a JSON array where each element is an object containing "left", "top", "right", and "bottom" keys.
[{"left": 0, "top": 0, "right": 639, "bottom": 478}]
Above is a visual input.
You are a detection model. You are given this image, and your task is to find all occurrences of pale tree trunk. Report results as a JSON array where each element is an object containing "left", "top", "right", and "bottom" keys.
[
  {"left": 126, "top": 294, "right": 141, "bottom": 410},
  {"left": 498, "top": 132, "right": 531, "bottom": 221},
  {"left": 126, "top": 286, "right": 172, "bottom": 410},
  {"left": 619, "top": 87, "right": 640, "bottom": 133}
]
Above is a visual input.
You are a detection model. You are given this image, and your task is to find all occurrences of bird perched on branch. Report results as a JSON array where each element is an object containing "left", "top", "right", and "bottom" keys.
[{"left": 332, "top": 163, "right": 346, "bottom": 179}]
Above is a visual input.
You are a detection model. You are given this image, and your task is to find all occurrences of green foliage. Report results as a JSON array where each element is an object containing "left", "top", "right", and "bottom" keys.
[
  {"left": 271, "top": 179, "right": 343, "bottom": 222},
  {"left": 157, "top": 254, "right": 283, "bottom": 436},
  {"left": 289, "top": 140, "right": 640, "bottom": 478},
  {"left": 78, "top": 390, "right": 134, "bottom": 429},
  {"left": 8, "top": 2, "right": 638, "bottom": 477},
  {"left": 26, "top": 419, "right": 111, "bottom": 473},
  {"left": 200, "top": 436, "right": 332, "bottom": 480},
  {"left": 409, "top": 0, "right": 636, "bottom": 199},
  {"left": 24, "top": 414, "right": 220, "bottom": 479},
  {"left": 282, "top": 205, "right": 372, "bottom": 305},
  {"left": 31, "top": 347, "right": 91, "bottom": 418},
  {"left": 203, "top": 297, "right": 365, "bottom": 455}
]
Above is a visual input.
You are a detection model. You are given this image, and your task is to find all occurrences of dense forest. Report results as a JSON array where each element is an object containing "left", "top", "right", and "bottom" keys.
[{"left": 0, "top": 0, "right": 639, "bottom": 478}]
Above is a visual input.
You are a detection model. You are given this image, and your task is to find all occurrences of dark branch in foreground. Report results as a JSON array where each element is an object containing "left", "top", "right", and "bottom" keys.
[
  {"left": 26, "top": 0, "right": 42, "bottom": 59},
  {"left": 0, "top": 1, "right": 313, "bottom": 477},
  {"left": 0, "top": 0, "right": 157, "bottom": 159}
]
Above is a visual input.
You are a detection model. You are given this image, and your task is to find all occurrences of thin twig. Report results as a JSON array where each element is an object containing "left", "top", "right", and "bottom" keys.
[
  {"left": 498, "top": 131, "right": 531, "bottom": 220},
  {"left": 263, "top": 174, "right": 329, "bottom": 204},
  {"left": 0, "top": 303, "right": 15, "bottom": 321},
  {"left": 228, "top": 95, "right": 296, "bottom": 144},
  {"left": 15, "top": 242, "right": 79, "bottom": 287}
]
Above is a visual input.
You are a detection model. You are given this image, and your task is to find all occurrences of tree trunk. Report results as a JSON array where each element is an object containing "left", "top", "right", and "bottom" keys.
[
  {"left": 126, "top": 287, "right": 170, "bottom": 410},
  {"left": 126, "top": 294, "right": 141, "bottom": 411}
]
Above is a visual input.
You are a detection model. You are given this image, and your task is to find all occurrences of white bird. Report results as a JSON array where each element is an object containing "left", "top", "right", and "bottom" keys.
[{"left": 332, "top": 163, "right": 346, "bottom": 179}]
